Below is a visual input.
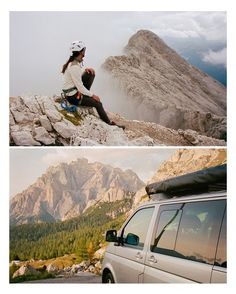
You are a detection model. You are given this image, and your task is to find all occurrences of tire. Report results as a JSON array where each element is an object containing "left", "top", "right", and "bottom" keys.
[{"left": 103, "top": 271, "right": 115, "bottom": 283}]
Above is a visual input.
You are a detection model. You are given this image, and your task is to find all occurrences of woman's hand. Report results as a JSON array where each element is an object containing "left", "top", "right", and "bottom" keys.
[
  {"left": 85, "top": 68, "right": 95, "bottom": 75},
  {"left": 92, "top": 94, "right": 100, "bottom": 102}
]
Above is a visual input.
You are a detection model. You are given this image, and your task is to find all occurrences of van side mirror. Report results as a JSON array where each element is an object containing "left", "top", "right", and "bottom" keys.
[{"left": 106, "top": 230, "right": 118, "bottom": 242}]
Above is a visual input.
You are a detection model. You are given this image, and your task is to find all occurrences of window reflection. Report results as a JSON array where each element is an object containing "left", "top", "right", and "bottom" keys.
[
  {"left": 214, "top": 210, "right": 227, "bottom": 268},
  {"left": 152, "top": 210, "right": 181, "bottom": 253},
  {"left": 151, "top": 200, "right": 226, "bottom": 265},
  {"left": 122, "top": 207, "right": 154, "bottom": 249}
]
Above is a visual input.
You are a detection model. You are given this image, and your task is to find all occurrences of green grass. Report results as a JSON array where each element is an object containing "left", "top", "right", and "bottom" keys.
[
  {"left": 10, "top": 271, "right": 55, "bottom": 283},
  {"left": 140, "top": 194, "right": 150, "bottom": 202},
  {"left": 58, "top": 109, "right": 82, "bottom": 126}
]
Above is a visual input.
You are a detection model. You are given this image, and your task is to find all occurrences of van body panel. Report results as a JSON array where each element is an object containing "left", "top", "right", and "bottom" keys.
[
  {"left": 101, "top": 254, "right": 118, "bottom": 283},
  {"left": 211, "top": 267, "right": 227, "bottom": 283},
  {"left": 143, "top": 264, "right": 195, "bottom": 283},
  {"left": 103, "top": 249, "right": 145, "bottom": 283},
  {"left": 144, "top": 253, "right": 212, "bottom": 283}
]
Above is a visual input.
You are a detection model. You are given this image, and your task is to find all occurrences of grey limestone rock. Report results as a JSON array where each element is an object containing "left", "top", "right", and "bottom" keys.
[
  {"left": 53, "top": 120, "right": 77, "bottom": 139},
  {"left": 11, "top": 130, "right": 41, "bottom": 146},
  {"left": 12, "top": 265, "right": 39, "bottom": 278},
  {"left": 39, "top": 115, "right": 53, "bottom": 131},
  {"left": 33, "top": 126, "right": 55, "bottom": 145}
]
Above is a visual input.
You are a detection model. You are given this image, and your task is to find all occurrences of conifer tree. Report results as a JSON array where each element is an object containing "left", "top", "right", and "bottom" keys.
[{"left": 87, "top": 241, "right": 95, "bottom": 261}]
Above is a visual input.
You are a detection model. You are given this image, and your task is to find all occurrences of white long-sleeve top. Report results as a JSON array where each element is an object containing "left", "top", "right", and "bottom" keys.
[{"left": 63, "top": 62, "right": 93, "bottom": 97}]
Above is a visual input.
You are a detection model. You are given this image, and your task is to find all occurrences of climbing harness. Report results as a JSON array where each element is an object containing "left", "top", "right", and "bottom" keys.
[{"left": 60, "top": 92, "right": 78, "bottom": 112}]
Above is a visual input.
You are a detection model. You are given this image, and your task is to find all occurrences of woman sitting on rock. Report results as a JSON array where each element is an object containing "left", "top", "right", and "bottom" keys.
[{"left": 62, "top": 40, "right": 124, "bottom": 129}]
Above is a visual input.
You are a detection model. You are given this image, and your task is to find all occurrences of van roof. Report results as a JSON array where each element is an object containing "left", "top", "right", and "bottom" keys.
[{"left": 138, "top": 190, "right": 226, "bottom": 208}]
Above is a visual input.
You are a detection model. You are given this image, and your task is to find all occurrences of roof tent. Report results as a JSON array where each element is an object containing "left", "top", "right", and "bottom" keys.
[{"left": 145, "top": 164, "right": 226, "bottom": 198}]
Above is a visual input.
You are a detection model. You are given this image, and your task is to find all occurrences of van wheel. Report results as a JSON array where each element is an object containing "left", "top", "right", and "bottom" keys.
[{"left": 103, "top": 272, "right": 115, "bottom": 283}]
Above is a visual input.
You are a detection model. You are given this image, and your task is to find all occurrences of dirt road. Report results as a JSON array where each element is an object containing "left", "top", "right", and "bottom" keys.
[{"left": 25, "top": 272, "right": 102, "bottom": 283}]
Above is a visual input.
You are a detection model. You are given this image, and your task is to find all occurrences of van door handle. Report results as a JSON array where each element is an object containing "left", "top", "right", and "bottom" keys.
[
  {"left": 148, "top": 255, "right": 157, "bottom": 263},
  {"left": 135, "top": 252, "right": 143, "bottom": 259}
]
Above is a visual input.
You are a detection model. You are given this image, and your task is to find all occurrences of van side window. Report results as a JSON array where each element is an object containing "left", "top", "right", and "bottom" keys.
[
  {"left": 214, "top": 209, "right": 227, "bottom": 268},
  {"left": 151, "top": 200, "right": 226, "bottom": 265},
  {"left": 175, "top": 200, "right": 225, "bottom": 265},
  {"left": 151, "top": 209, "right": 181, "bottom": 256},
  {"left": 122, "top": 207, "right": 154, "bottom": 249}
]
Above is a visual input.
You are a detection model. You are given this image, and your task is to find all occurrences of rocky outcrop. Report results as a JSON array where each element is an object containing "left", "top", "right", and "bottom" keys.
[
  {"left": 10, "top": 158, "right": 144, "bottom": 225},
  {"left": 108, "top": 112, "right": 226, "bottom": 146},
  {"left": 149, "top": 148, "right": 227, "bottom": 183},
  {"left": 59, "top": 260, "right": 102, "bottom": 276},
  {"left": 12, "top": 265, "right": 40, "bottom": 278},
  {"left": 12, "top": 259, "right": 103, "bottom": 279},
  {"left": 103, "top": 30, "right": 226, "bottom": 140},
  {"left": 46, "top": 263, "right": 59, "bottom": 274},
  {"left": 11, "top": 247, "right": 106, "bottom": 279},
  {"left": 132, "top": 148, "right": 227, "bottom": 208},
  {"left": 9, "top": 95, "right": 226, "bottom": 146}
]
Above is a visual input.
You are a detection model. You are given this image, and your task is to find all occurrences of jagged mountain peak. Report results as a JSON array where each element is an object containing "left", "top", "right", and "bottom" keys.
[
  {"left": 103, "top": 30, "right": 226, "bottom": 140},
  {"left": 126, "top": 29, "right": 175, "bottom": 54},
  {"left": 10, "top": 159, "right": 145, "bottom": 225}
]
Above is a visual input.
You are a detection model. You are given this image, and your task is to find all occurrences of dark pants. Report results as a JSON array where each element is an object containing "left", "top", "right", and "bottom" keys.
[{"left": 67, "top": 72, "right": 111, "bottom": 124}]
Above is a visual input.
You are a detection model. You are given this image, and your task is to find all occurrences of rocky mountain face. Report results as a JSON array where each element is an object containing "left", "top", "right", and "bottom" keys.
[
  {"left": 103, "top": 30, "right": 226, "bottom": 140},
  {"left": 132, "top": 148, "right": 227, "bottom": 207},
  {"left": 10, "top": 158, "right": 144, "bottom": 225},
  {"left": 149, "top": 148, "right": 226, "bottom": 183},
  {"left": 9, "top": 95, "right": 225, "bottom": 146}
]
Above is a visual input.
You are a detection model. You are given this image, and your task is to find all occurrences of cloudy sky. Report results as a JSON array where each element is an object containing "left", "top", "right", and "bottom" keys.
[
  {"left": 10, "top": 11, "right": 227, "bottom": 98},
  {"left": 10, "top": 147, "right": 176, "bottom": 197}
]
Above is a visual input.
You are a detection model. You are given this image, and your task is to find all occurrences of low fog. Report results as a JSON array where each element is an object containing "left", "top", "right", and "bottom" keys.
[
  {"left": 94, "top": 70, "right": 158, "bottom": 122},
  {"left": 10, "top": 11, "right": 226, "bottom": 122}
]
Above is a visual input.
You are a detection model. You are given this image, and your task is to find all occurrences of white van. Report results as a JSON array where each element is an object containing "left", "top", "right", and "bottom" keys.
[{"left": 102, "top": 165, "right": 226, "bottom": 283}]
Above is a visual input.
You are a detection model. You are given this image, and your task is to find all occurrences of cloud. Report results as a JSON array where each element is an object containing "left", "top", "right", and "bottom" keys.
[
  {"left": 40, "top": 148, "right": 175, "bottom": 182},
  {"left": 202, "top": 47, "right": 227, "bottom": 67},
  {"left": 10, "top": 11, "right": 226, "bottom": 96},
  {"left": 153, "top": 12, "right": 226, "bottom": 43}
]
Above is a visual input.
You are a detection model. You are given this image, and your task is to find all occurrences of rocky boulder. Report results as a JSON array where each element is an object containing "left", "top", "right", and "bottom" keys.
[
  {"left": 9, "top": 95, "right": 226, "bottom": 146},
  {"left": 12, "top": 265, "right": 39, "bottom": 278},
  {"left": 46, "top": 263, "right": 59, "bottom": 274}
]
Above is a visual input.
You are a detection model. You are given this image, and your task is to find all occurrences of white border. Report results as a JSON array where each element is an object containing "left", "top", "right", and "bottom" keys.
[{"left": 1, "top": 0, "right": 235, "bottom": 293}]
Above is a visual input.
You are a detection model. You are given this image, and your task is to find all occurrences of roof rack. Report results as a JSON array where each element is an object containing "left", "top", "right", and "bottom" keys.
[{"left": 145, "top": 164, "right": 226, "bottom": 199}]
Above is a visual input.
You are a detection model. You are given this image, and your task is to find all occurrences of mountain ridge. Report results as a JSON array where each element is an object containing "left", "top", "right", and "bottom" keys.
[
  {"left": 10, "top": 158, "right": 144, "bottom": 225},
  {"left": 103, "top": 29, "right": 226, "bottom": 139}
]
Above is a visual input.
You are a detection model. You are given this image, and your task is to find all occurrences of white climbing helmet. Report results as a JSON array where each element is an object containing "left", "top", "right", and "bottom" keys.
[{"left": 69, "top": 40, "right": 86, "bottom": 55}]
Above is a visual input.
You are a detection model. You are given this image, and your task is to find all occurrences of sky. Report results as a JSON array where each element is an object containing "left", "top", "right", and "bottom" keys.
[
  {"left": 10, "top": 11, "right": 227, "bottom": 100},
  {"left": 10, "top": 147, "right": 175, "bottom": 197}
]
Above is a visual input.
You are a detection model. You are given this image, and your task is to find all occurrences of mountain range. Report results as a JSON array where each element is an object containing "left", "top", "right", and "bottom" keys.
[
  {"left": 10, "top": 149, "right": 227, "bottom": 226},
  {"left": 10, "top": 158, "right": 144, "bottom": 225}
]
